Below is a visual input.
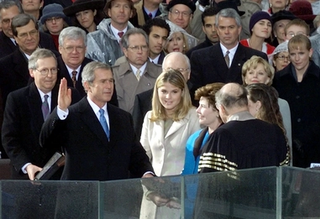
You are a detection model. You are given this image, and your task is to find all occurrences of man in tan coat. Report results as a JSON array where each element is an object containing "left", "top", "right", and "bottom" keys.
[{"left": 112, "top": 28, "right": 162, "bottom": 114}]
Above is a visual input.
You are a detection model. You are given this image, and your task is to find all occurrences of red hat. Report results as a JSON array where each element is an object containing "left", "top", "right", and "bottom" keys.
[{"left": 289, "top": 0, "right": 316, "bottom": 24}]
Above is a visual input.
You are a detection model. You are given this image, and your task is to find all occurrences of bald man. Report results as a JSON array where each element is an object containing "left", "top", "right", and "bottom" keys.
[
  {"left": 198, "top": 83, "right": 288, "bottom": 173},
  {"left": 132, "top": 52, "right": 191, "bottom": 138}
]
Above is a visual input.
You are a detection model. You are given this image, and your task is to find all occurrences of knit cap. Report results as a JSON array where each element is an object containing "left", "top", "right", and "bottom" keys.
[{"left": 249, "top": 11, "right": 272, "bottom": 32}]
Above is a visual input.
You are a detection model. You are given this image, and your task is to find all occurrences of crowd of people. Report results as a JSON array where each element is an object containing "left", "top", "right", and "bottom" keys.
[{"left": 0, "top": 0, "right": 320, "bottom": 217}]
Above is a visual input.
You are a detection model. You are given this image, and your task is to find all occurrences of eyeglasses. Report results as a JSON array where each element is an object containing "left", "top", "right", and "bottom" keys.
[
  {"left": 277, "top": 55, "right": 290, "bottom": 61},
  {"left": 170, "top": 9, "right": 191, "bottom": 18},
  {"left": 17, "top": 29, "right": 38, "bottom": 39},
  {"left": 128, "top": 45, "right": 148, "bottom": 52},
  {"left": 166, "top": 67, "right": 190, "bottom": 73},
  {"left": 63, "top": 46, "right": 85, "bottom": 53},
  {"left": 35, "top": 68, "right": 59, "bottom": 76},
  {"left": 287, "top": 32, "right": 306, "bottom": 38},
  {"left": 46, "top": 17, "right": 63, "bottom": 23}
]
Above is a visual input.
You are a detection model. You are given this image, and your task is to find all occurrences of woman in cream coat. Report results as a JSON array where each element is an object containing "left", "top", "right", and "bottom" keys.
[{"left": 140, "top": 69, "right": 200, "bottom": 219}]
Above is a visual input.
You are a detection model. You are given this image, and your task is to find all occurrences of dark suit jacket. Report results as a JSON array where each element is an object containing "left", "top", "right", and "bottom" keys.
[
  {"left": 57, "top": 56, "right": 119, "bottom": 106},
  {"left": 186, "top": 37, "right": 213, "bottom": 59},
  {"left": 0, "top": 31, "right": 57, "bottom": 59},
  {"left": 40, "top": 97, "right": 153, "bottom": 181},
  {"left": 157, "top": 51, "right": 165, "bottom": 65},
  {"left": 189, "top": 43, "right": 268, "bottom": 99},
  {"left": 0, "top": 32, "right": 17, "bottom": 59},
  {"left": 1, "top": 83, "right": 81, "bottom": 179},
  {"left": 132, "top": 89, "right": 153, "bottom": 138},
  {"left": 273, "top": 61, "right": 320, "bottom": 168},
  {"left": 0, "top": 49, "right": 30, "bottom": 110},
  {"left": 57, "top": 56, "right": 92, "bottom": 97}
]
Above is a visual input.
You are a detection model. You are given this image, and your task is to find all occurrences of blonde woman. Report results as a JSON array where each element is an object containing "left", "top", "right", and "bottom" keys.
[{"left": 140, "top": 69, "right": 200, "bottom": 218}]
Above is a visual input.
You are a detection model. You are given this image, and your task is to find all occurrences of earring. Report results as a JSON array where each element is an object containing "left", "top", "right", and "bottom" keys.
[
  {"left": 270, "top": 3, "right": 272, "bottom": 7},
  {"left": 183, "top": 45, "right": 186, "bottom": 48}
]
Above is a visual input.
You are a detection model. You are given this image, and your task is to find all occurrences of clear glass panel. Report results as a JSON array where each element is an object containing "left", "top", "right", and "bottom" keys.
[
  {"left": 101, "top": 176, "right": 183, "bottom": 218},
  {"left": 1, "top": 167, "right": 320, "bottom": 219},
  {"left": 281, "top": 166, "right": 320, "bottom": 218},
  {"left": 1, "top": 180, "right": 99, "bottom": 219},
  {"left": 192, "top": 167, "right": 278, "bottom": 219}
]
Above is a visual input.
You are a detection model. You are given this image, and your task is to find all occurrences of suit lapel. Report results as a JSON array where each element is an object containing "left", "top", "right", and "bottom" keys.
[
  {"left": 118, "top": 61, "right": 139, "bottom": 98},
  {"left": 214, "top": 45, "right": 229, "bottom": 79},
  {"left": 107, "top": 104, "right": 121, "bottom": 144},
  {"left": 27, "top": 83, "right": 45, "bottom": 132},
  {"left": 144, "top": 61, "right": 161, "bottom": 78},
  {"left": 78, "top": 98, "right": 110, "bottom": 144},
  {"left": 50, "top": 85, "right": 59, "bottom": 111},
  {"left": 57, "top": 57, "right": 73, "bottom": 87},
  {"left": 165, "top": 117, "right": 188, "bottom": 139},
  {"left": 13, "top": 50, "right": 29, "bottom": 81},
  {"left": 231, "top": 44, "right": 246, "bottom": 69},
  {"left": 158, "top": 51, "right": 165, "bottom": 65},
  {"left": 4, "top": 34, "right": 17, "bottom": 52},
  {"left": 229, "top": 44, "right": 246, "bottom": 81}
]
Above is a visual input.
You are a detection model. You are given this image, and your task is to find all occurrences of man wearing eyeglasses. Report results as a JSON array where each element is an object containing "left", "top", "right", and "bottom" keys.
[
  {"left": 0, "top": 13, "right": 58, "bottom": 158},
  {"left": 0, "top": 13, "right": 58, "bottom": 110},
  {"left": 1, "top": 48, "right": 80, "bottom": 180},
  {"left": 284, "top": 18, "right": 310, "bottom": 41},
  {"left": 167, "top": 0, "right": 196, "bottom": 33},
  {"left": 57, "top": 27, "right": 92, "bottom": 98},
  {"left": 112, "top": 28, "right": 162, "bottom": 114},
  {"left": 0, "top": 1, "right": 56, "bottom": 59}
]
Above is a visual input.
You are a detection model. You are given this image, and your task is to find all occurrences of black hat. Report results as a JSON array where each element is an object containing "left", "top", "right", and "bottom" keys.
[
  {"left": 167, "top": 0, "right": 196, "bottom": 14},
  {"left": 217, "top": 1, "right": 245, "bottom": 16},
  {"left": 63, "top": 0, "right": 105, "bottom": 16},
  {"left": 271, "top": 10, "right": 297, "bottom": 26}
]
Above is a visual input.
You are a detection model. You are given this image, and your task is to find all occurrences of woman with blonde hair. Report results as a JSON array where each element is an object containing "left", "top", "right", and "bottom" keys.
[
  {"left": 164, "top": 31, "right": 189, "bottom": 54},
  {"left": 140, "top": 69, "right": 200, "bottom": 218},
  {"left": 242, "top": 55, "right": 292, "bottom": 165},
  {"left": 164, "top": 20, "right": 198, "bottom": 54}
]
